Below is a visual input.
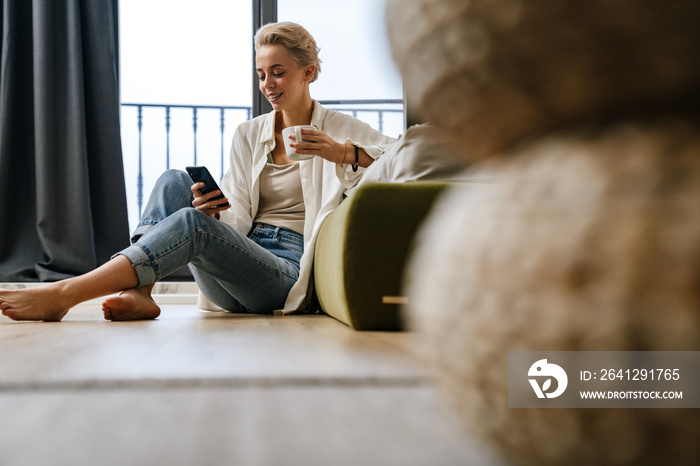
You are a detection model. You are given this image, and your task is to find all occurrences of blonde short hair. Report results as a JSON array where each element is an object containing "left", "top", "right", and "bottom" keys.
[{"left": 254, "top": 22, "right": 321, "bottom": 82}]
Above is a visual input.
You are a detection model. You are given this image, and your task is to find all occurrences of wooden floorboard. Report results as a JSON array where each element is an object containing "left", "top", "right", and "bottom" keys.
[{"left": 0, "top": 304, "right": 506, "bottom": 466}]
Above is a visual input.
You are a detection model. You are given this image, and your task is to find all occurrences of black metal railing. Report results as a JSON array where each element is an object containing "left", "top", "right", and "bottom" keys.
[{"left": 121, "top": 99, "right": 404, "bottom": 221}]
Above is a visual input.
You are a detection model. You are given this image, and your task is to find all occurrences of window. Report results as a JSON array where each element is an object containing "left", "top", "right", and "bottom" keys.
[{"left": 120, "top": 0, "right": 253, "bottom": 230}]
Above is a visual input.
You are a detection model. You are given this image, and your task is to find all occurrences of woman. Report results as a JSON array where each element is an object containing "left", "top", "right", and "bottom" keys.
[{"left": 0, "top": 22, "right": 395, "bottom": 322}]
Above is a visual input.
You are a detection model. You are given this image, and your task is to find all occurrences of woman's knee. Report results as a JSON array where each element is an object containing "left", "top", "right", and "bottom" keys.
[
  {"left": 147, "top": 170, "right": 195, "bottom": 211},
  {"left": 157, "top": 169, "right": 192, "bottom": 188}
]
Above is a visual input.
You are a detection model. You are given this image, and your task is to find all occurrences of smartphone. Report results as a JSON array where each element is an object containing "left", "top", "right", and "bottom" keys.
[{"left": 185, "top": 166, "right": 230, "bottom": 208}]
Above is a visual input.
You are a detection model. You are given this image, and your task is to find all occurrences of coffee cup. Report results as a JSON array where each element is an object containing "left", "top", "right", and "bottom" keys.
[{"left": 282, "top": 125, "right": 316, "bottom": 161}]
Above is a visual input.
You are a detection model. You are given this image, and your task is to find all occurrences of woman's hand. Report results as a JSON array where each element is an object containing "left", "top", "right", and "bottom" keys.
[
  {"left": 289, "top": 128, "right": 374, "bottom": 167},
  {"left": 289, "top": 128, "right": 346, "bottom": 164},
  {"left": 191, "top": 182, "right": 231, "bottom": 219}
]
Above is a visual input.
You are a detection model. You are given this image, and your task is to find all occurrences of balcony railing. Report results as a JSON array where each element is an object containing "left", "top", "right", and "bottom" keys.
[{"left": 120, "top": 99, "right": 404, "bottom": 228}]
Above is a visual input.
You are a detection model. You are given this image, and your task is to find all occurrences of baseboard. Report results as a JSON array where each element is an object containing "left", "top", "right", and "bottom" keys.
[{"left": 0, "top": 282, "right": 200, "bottom": 306}]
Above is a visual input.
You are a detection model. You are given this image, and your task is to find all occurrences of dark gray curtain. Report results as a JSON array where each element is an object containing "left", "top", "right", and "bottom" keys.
[{"left": 0, "top": 0, "right": 129, "bottom": 281}]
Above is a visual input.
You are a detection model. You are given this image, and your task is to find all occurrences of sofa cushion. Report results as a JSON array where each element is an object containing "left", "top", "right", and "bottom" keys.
[{"left": 314, "top": 182, "right": 450, "bottom": 330}]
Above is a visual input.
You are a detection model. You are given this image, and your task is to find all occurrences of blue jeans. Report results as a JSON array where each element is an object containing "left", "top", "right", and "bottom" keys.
[{"left": 116, "top": 169, "right": 303, "bottom": 314}]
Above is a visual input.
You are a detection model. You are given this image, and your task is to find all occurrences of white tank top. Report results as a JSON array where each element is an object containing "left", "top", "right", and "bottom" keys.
[{"left": 254, "top": 161, "right": 305, "bottom": 234}]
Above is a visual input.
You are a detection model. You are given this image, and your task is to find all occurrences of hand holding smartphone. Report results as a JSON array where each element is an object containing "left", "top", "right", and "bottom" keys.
[{"left": 186, "top": 166, "right": 230, "bottom": 208}]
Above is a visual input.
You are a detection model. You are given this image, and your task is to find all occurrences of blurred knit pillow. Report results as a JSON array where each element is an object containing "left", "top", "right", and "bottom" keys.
[{"left": 386, "top": 0, "right": 700, "bottom": 160}]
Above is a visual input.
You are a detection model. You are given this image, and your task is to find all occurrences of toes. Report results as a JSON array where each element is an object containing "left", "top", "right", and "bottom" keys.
[{"left": 103, "top": 297, "right": 120, "bottom": 309}]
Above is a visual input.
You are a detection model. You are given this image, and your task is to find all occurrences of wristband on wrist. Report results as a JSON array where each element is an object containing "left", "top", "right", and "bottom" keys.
[{"left": 352, "top": 144, "right": 359, "bottom": 172}]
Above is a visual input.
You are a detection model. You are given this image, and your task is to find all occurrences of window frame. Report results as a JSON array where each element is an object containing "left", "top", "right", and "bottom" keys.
[{"left": 252, "top": 0, "right": 277, "bottom": 117}]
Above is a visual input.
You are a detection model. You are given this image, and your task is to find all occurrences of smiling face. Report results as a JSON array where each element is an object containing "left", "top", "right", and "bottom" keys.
[{"left": 256, "top": 44, "right": 314, "bottom": 111}]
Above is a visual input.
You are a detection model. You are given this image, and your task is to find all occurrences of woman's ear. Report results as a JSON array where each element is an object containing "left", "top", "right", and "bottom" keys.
[{"left": 304, "top": 65, "right": 315, "bottom": 82}]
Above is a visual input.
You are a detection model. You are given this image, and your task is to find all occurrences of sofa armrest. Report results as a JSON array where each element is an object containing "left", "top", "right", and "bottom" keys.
[{"left": 314, "top": 182, "right": 450, "bottom": 330}]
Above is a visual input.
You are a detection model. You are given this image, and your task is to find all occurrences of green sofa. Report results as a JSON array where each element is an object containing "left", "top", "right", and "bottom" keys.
[{"left": 313, "top": 181, "right": 450, "bottom": 331}]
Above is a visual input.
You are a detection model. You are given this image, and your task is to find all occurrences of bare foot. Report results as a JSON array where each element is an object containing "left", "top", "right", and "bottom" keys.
[
  {"left": 0, "top": 285, "right": 73, "bottom": 322},
  {"left": 102, "top": 286, "right": 160, "bottom": 321}
]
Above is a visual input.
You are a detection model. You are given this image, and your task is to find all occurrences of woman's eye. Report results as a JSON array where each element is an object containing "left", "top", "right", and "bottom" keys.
[{"left": 273, "top": 73, "right": 284, "bottom": 77}]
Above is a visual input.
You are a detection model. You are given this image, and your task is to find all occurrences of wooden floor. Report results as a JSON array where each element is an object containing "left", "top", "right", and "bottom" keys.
[{"left": 0, "top": 303, "right": 505, "bottom": 466}]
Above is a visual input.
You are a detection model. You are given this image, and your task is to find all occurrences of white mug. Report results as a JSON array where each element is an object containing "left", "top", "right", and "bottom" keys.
[{"left": 282, "top": 125, "right": 316, "bottom": 161}]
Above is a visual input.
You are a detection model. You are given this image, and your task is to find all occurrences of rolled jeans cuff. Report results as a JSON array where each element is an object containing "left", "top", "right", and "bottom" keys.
[
  {"left": 130, "top": 223, "right": 155, "bottom": 244},
  {"left": 112, "top": 244, "right": 159, "bottom": 287}
]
